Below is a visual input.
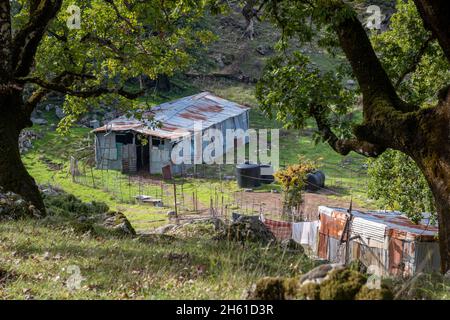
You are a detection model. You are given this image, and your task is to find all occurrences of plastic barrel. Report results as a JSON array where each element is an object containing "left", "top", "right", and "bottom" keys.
[
  {"left": 305, "top": 170, "right": 325, "bottom": 191},
  {"left": 236, "top": 163, "right": 261, "bottom": 188},
  {"left": 259, "top": 164, "right": 275, "bottom": 184}
]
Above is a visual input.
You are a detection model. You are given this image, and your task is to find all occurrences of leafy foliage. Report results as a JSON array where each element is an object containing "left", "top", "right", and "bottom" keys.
[
  {"left": 366, "top": 0, "right": 449, "bottom": 219},
  {"left": 256, "top": 52, "right": 356, "bottom": 140},
  {"left": 274, "top": 157, "right": 316, "bottom": 211},
  {"left": 11, "top": 0, "right": 217, "bottom": 131},
  {"left": 367, "top": 150, "right": 435, "bottom": 222},
  {"left": 371, "top": 0, "right": 450, "bottom": 106}
]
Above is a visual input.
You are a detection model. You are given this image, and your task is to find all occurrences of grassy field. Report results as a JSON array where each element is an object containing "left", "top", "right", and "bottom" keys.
[
  {"left": 21, "top": 77, "right": 374, "bottom": 235},
  {"left": 196, "top": 79, "right": 372, "bottom": 204},
  {"left": 0, "top": 217, "right": 315, "bottom": 299}
]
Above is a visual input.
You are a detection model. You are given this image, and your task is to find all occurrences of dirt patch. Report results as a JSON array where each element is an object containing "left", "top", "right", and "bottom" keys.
[
  {"left": 38, "top": 155, "right": 63, "bottom": 171},
  {"left": 236, "top": 190, "right": 368, "bottom": 221}
]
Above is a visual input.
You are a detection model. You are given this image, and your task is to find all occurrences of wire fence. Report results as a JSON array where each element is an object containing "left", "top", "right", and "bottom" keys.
[{"left": 62, "top": 155, "right": 373, "bottom": 226}]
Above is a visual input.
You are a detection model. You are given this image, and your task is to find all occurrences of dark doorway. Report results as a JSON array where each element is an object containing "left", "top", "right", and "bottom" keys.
[{"left": 136, "top": 135, "right": 150, "bottom": 172}]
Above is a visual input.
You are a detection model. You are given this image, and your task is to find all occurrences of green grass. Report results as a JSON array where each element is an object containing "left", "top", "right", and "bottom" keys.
[
  {"left": 195, "top": 79, "right": 373, "bottom": 205},
  {"left": 24, "top": 75, "right": 375, "bottom": 226},
  {"left": 0, "top": 218, "right": 314, "bottom": 299}
]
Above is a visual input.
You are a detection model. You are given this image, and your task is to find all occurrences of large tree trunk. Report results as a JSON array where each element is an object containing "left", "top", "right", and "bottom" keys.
[
  {"left": 428, "top": 177, "right": 450, "bottom": 273},
  {"left": 416, "top": 152, "right": 450, "bottom": 273},
  {"left": 328, "top": 1, "right": 450, "bottom": 273},
  {"left": 0, "top": 93, "right": 45, "bottom": 213}
]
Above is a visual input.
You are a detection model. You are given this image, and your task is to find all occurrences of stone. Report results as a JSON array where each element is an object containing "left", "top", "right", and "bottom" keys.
[
  {"left": 102, "top": 211, "right": 136, "bottom": 236},
  {"left": 31, "top": 118, "right": 48, "bottom": 125},
  {"left": 55, "top": 106, "right": 65, "bottom": 119},
  {"left": 214, "top": 54, "right": 225, "bottom": 69},
  {"left": 215, "top": 215, "right": 276, "bottom": 244},
  {"left": 319, "top": 269, "right": 367, "bottom": 300},
  {"left": 247, "top": 277, "right": 299, "bottom": 300},
  {"left": 0, "top": 187, "right": 42, "bottom": 220},
  {"left": 154, "top": 224, "right": 177, "bottom": 234},
  {"left": 167, "top": 210, "right": 177, "bottom": 218},
  {"left": 299, "top": 263, "right": 345, "bottom": 285},
  {"left": 256, "top": 45, "right": 273, "bottom": 56}
]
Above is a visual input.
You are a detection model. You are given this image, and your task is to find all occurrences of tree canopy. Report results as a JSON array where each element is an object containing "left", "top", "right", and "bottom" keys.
[{"left": 8, "top": 0, "right": 218, "bottom": 129}]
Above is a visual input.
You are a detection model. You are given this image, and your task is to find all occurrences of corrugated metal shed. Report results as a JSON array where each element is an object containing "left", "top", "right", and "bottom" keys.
[
  {"left": 317, "top": 206, "right": 440, "bottom": 276},
  {"left": 318, "top": 206, "right": 438, "bottom": 241},
  {"left": 93, "top": 92, "right": 250, "bottom": 139}
]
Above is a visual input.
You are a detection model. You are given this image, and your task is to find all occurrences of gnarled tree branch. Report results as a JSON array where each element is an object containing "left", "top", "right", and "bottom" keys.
[
  {"left": 12, "top": 0, "right": 63, "bottom": 77},
  {"left": 0, "top": 0, "right": 13, "bottom": 80},
  {"left": 17, "top": 76, "right": 143, "bottom": 100},
  {"left": 310, "top": 104, "right": 386, "bottom": 157},
  {"left": 413, "top": 0, "right": 450, "bottom": 62}
]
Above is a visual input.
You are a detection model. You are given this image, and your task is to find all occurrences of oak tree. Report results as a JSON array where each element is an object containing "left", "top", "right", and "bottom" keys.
[
  {"left": 257, "top": 0, "right": 450, "bottom": 272},
  {"left": 0, "top": 0, "right": 214, "bottom": 212}
]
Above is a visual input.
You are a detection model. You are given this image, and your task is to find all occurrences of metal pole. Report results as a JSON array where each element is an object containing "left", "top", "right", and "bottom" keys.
[{"left": 173, "top": 183, "right": 178, "bottom": 218}]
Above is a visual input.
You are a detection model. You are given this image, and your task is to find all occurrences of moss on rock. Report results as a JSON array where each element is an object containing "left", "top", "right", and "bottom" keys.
[
  {"left": 249, "top": 277, "right": 300, "bottom": 300},
  {"left": 355, "top": 285, "right": 393, "bottom": 300},
  {"left": 319, "top": 269, "right": 367, "bottom": 300},
  {"left": 298, "top": 282, "right": 321, "bottom": 300}
]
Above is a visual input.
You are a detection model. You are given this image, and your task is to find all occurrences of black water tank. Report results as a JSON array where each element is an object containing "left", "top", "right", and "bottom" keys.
[
  {"left": 305, "top": 170, "right": 325, "bottom": 191},
  {"left": 259, "top": 164, "right": 275, "bottom": 184},
  {"left": 315, "top": 170, "right": 325, "bottom": 186},
  {"left": 236, "top": 163, "right": 261, "bottom": 188}
]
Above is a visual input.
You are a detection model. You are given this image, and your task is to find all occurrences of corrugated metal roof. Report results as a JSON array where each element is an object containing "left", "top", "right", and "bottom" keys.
[
  {"left": 318, "top": 206, "right": 438, "bottom": 241},
  {"left": 93, "top": 92, "right": 250, "bottom": 139}
]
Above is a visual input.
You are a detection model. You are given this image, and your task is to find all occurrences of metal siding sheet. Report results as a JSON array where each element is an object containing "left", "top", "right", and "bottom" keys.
[
  {"left": 319, "top": 212, "right": 346, "bottom": 239},
  {"left": 414, "top": 242, "right": 441, "bottom": 274},
  {"left": 389, "top": 237, "right": 405, "bottom": 276},
  {"left": 318, "top": 232, "right": 328, "bottom": 259}
]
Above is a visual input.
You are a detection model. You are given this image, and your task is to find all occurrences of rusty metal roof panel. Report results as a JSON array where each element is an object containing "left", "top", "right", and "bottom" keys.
[
  {"left": 94, "top": 92, "right": 250, "bottom": 137},
  {"left": 318, "top": 206, "right": 438, "bottom": 241}
]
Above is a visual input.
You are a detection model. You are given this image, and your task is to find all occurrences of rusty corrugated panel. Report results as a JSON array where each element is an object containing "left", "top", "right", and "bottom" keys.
[
  {"left": 319, "top": 211, "right": 346, "bottom": 239},
  {"left": 389, "top": 237, "right": 404, "bottom": 276},
  {"left": 320, "top": 206, "right": 438, "bottom": 242},
  {"left": 179, "top": 111, "right": 208, "bottom": 121},
  {"left": 93, "top": 92, "right": 249, "bottom": 140},
  {"left": 317, "top": 232, "right": 329, "bottom": 259}
]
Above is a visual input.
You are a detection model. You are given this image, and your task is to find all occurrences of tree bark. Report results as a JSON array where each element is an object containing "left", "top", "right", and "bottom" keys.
[
  {"left": 413, "top": 0, "right": 450, "bottom": 61},
  {"left": 317, "top": 1, "right": 450, "bottom": 272},
  {"left": 420, "top": 165, "right": 450, "bottom": 273},
  {"left": 0, "top": 93, "right": 45, "bottom": 213}
]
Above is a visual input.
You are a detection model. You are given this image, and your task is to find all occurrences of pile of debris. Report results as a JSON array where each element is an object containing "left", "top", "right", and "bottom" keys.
[
  {"left": 156, "top": 218, "right": 224, "bottom": 239},
  {"left": 41, "top": 188, "right": 136, "bottom": 237},
  {"left": 19, "top": 130, "right": 42, "bottom": 154},
  {"left": 214, "top": 215, "right": 276, "bottom": 244},
  {"left": 0, "top": 187, "right": 42, "bottom": 220},
  {"left": 152, "top": 216, "right": 276, "bottom": 244}
]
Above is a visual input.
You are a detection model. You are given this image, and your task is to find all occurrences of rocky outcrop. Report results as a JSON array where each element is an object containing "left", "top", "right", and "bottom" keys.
[
  {"left": 0, "top": 187, "right": 42, "bottom": 220},
  {"left": 102, "top": 211, "right": 136, "bottom": 236},
  {"left": 19, "top": 130, "right": 42, "bottom": 154}
]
